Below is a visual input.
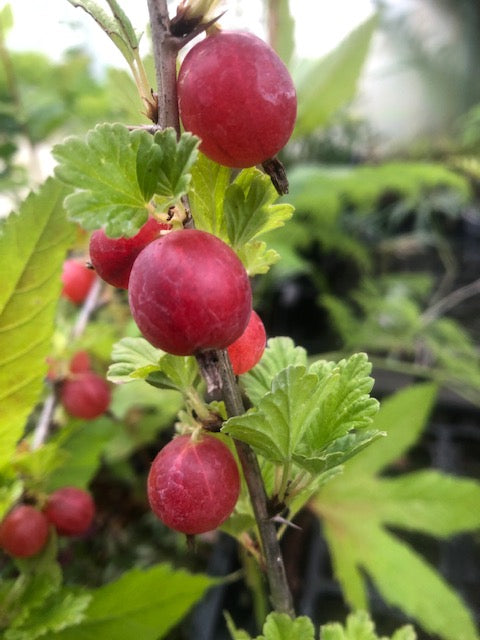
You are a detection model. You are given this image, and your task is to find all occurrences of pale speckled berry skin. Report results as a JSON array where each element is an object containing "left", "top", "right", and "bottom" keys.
[
  {"left": 0, "top": 505, "right": 49, "bottom": 558},
  {"left": 128, "top": 229, "right": 252, "bottom": 356},
  {"left": 44, "top": 487, "right": 95, "bottom": 536},
  {"left": 89, "top": 218, "right": 170, "bottom": 289},
  {"left": 147, "top": 434, "right": 240, "bottom": 535},
  {"left": 178, "top": 31, "right": 297, "bottom": 168},
  {"left": 227, "top": 310, "right": 266, "bottom": 375}
]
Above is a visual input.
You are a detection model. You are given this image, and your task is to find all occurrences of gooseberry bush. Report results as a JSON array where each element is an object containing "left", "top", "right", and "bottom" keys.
[{"left": 3, "top": 1, "right": 477, "bottom": 640}]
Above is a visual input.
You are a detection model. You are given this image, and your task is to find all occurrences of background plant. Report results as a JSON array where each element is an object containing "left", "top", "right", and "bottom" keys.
[{"left": 0, "top": 1, "right": 480, "bottom": 639}]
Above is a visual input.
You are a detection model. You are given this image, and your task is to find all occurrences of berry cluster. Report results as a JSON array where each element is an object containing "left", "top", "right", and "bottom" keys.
[
  {"left": 0, "top": 487, "right": 95, "bottom": 558},
  {"left": 57, "top": 28, "right": 294, "bottom": 536}
]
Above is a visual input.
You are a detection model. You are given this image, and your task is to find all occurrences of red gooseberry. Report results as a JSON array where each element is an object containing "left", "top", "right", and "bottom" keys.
[
  {"left": 0, "top": 505, "right": 49, "bottom": 558},
  {"left": 44, "top": 487, "right": 95, "bottom": 536},
  {"left": 147, "top": 433, "right": 240, "bottom": 535},
  {"left": 227, "top": 310, "right": 267, "bottom": 375}
]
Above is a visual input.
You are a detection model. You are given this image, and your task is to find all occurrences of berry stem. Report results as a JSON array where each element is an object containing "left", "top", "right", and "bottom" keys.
[
  {"left": 146, "top": 1, "right": 295, "bottom": 617},
  {"left": 216, "top": 350, "right": 295, "bottom": 617},
  {"left": 147, "top": 0, "right": 181, "bottom": 129},
  {"left": 32, "top": 276, "right": 104, "bottom": 450}
]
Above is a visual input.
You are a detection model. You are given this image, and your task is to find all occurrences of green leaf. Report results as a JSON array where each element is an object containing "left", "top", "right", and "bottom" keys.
[
  {"left": 293, "top": 429, "right": 384, "bottom": 475},
  {"left": 53, "top": 125, "right": 198, "bottom": 237},
  {"left": 4, "top": 536, "right": 63, "bottom": 634},
  {"left": 320, "top": 611, "right": 417, "bottom": 640},
  {"left": 104, "top": 0, "right": 139, "bottom": 49},
  {"left": 223, "top": 365, "right": 320, "bottom": 462},
  {"left": 236, "top": 241, "right": 281, "bottom": 276},
  {"left": 345, "top": 383, "right": 437, "bottom": 476},
  {"left": 67, "top": 0, "right": 135, "bottom": 64},
  {"left": 268, "top": 0, "right": 295, "bottom": 66},
  {"left": 0, "top": 4, "right": 13, "bottom": 35},
  {"left": 13, "top": 442, "right": 69, "bottom": 485},
  {"left": 0, "top": 479, "right": 23, "bottom": 520},
  {"left": 108, "top": 337, "right": 164, "bottom": 383},
  {"left": 224, "top": 169, "right": 293, "bottom": 248},
  {"left": 6, "top": 592, "right": 91, "bottom": 640},
  {"left": 226, "top": 612, "right": 314, "bottom": 640},
  {"left": 41, "top": 564, "right": 214, "bottom": 640},
  {"left": 139, "top": 129, "right": 199, "bottom": 206},
  {"left": 302, "top": 354, "right": 379, "bottom": 452},
  {"left": 314, "top": 383, "right": 480, "bottom": 640},
  {"left": 360, "top": 527, "right": 478, "bottom": 640},
  {"left": 189, "top": 152, "right": 231, "bottom": 239},
  {"left": 147, "top": 353, "right": 199, "bottom": 392},
  {"left": 260, "top": 613, "right": 315, "bottom": 640},
  {"left": 46, "top": 418, "right": 117, "bottom": 491},
  {"left": 108, "top": 337, "right": 199, "bottom": 392},
  {"left": 225, "top": 354, "right": 378, "bottom": 466},
  {"left": 53, "top": 124, "right": 148, "bottom": 236},
  {"left": 225, "top": 612, "right": 253, "bottom": 640},
  {"left": 293, "top": 14, "right": 378, "bottom": 137},
  {"left": 0, "top": 178, "right": 74, "bottom": 471},
  {"left": 241, "top": 337, "right": 307, "bottom": 405},
  {"left": 372, "top": 470, "right": 480, "bottom": 538}
]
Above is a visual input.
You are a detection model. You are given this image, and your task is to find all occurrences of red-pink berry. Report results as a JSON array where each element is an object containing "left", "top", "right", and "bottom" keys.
[
  {"left": 147, "top": 434, "right": 240, "bottom": 535},
  {"left": 44, "top": 487, "right": 95, "bottom": 536},
  {"left": 0, "top": 505, "right": 49, "bottom": 558},
  {"left": 227, "top": 310, "right": 266, "bottom": 375},
  {"left": 128, "top": 229, "right": 252, "bottom": 356},
  {"left": 60, "top": 371, "right": 111, "bottom": 419},
  {"left": 178, "top": 31, "right": 297, "bottom": 168},
  {"left": 89, "top": 218, "right": 171, "bottom": 289},
  {"left": 69, "top": 350, "right": 91, "bottom": 374},
  {"left": 61, "top": 258, "right": 96, "bottom": 304}
]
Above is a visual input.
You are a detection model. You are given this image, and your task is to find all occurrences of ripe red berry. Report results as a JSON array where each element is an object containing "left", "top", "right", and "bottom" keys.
[
  {"left": 60, "top": 371, "right": 111, "bottom": 419},
  {"left": 227, "top": 310, "right": 266, "bottom": 375},
  {"left": 147, "top": 434, "right": 240, "bottom": 535},
  {"left": 89, "top": 218, "right": 171, "bottom": 289},
  {"left": 0, "top": 505, "right": 49, "bottom": 558},
  {"left": 178, "top": 31, "right": 297, "bottom": 168},
  {"left": 44, "top": 487, "right": 95, "bottom": 536},
  {"left": 61, "top": 258, "right": 96, "bottom": 304},
  {"left": 69, "top": 350, "right": 91, "bottom": 374},
  {"left": 128, "top": 229, "right": 252, "bottom": 356}
]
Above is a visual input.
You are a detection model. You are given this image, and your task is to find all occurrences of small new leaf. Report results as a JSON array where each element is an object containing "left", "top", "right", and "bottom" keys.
[
  {"left": 189, "top": 152, "right": 231, "bottom": 239},
  {"left": 108, "top": 337, "right": 199, "bottom": 392},
  {"left": 147, "top": 353, "right": 199, "bottom": 392},
  {"left": 139, "top": 128, "right": 199, "bottom": 207},
  {"left": 236, "top": 240, "right": 281, "bottom": 276},
  {"left": 68, "top": 0, "right": 137, "bottom": 63},
  {"left": 320, "top": 610, "right": 416, "bottom": 640},
  {"left": 226, "top": 612, "right": 315, "bottom": 640},
  {"left": 53, "top": 125, "right": 199, "bottom": 237},
  {"left": 53, "top": 124, "right": 149, "bottom": 236},
  {"left": 241, "top": 337, "right": 308, "bottom": 405},
  {"left": 108, "top": 337, "right": 164, "bottom": 384},
  {"left": 224, "top": 169, "right": 293, "bottom": 248}
]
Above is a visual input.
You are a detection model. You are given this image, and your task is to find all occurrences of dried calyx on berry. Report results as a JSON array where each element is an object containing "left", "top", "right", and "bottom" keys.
[{"left": 170, "top": 0, "right": 223, "bottom": 37}]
